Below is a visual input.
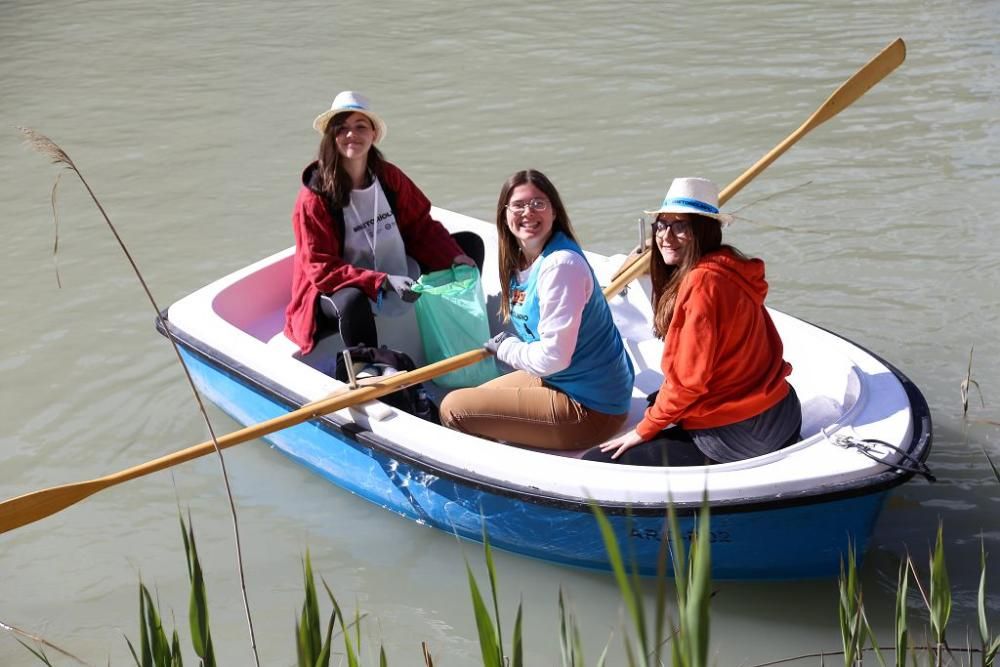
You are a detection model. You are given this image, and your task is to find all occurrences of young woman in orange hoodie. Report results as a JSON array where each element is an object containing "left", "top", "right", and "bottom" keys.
[{"left": 584, "top": 177, "right": 801, "bottom": 466}]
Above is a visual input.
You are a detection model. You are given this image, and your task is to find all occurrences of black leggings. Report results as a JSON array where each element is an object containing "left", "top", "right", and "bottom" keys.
[
  {"left": 583, "top": 387, "right": 802, "bottom": 467},
  {"left": 582, "top": 427, "right": 717, "bottom": 466},
  {"left": 315, "top": 231, "right": 485, "bottom": 348},
  {"left": 581, "top": 418, "right": 802, "bottom": 467}
]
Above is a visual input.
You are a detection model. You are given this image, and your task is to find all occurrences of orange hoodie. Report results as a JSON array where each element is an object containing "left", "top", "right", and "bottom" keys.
[{"left": 636, "top": 248, "right": 792, "bottom": 440}]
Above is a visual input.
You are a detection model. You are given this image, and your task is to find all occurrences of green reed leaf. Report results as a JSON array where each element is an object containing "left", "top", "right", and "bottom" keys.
[
  {"left": 558, "top": 588, "right": 586, "bottom": 667},
  {"left": 979, "top": 539, "right": 989, "bottom": 655},
  {"left": 353, "top": 606, "right": 362, "bottom": 663},
  {"left": 314, "top": 612, "right": 334, "bottom": 667},
  {"left": 862, "top": 606, "right": 886, "bottom": 667},
  {"left": 482, "top": 529, "right": 505, "bottom": 657},
  {"left": 511, "top": 601, "right": 523, "bottom": 667},
  {"left": 323, "top": 580, "right": 359, "bottom": 667},
  {"left": 466, "top": 559, "right": 501, "bottom": 667},
  {"left": 141, "top": 586, "right": 169, "bottom": 661},
  {"left": 298, "top": 551, "right": 322, "bottom": 664},
  {"left": 683, "top": 500, "right": 712, "bottom": 667},
  {"left": 558, "top": 588, "right": 571, "bottom": 667},
  {"left": 625, "top": 638, "right": 639, "bottom": 667},
  {"left": 667, "top": 499, "right": 687, "bottom": 607},
  {"left": 653, "top": 517, "right": 670, "bottom": 667},
  {"left": 15, "top": 639, "right": 53, "bottom": 666},
  {"left": 295, "top": 616, "right": 307, "bottom": 667},
  {"left": 895, "top": 557, "right": 910, "bottom": 667},
  {"left": 984, "top": 448, "right": 1000, "bottom": 486},
  {"left": 929, "top": 523, "right": 951, "bottom": 646},
  {"left": 595, "top": 634, "right": 611, "bottom": 667},
  {"left": 838, "top": 545, "right": 862, "bottom": 667},
  {"left": 181, "top": 514, "right": 214, "bottom": 666},
  {"left": 379, "top": 645, "right": 387, "bottom": 667},
  {"left": 170, "top": 630, "right": 183, "bottom": 667},
  {"left": 591, "top": 502, "right": 647, "bottom": 667},
  {"left": 127, "top": 583, "right": 152, "bottom": 667},
  {"left": 669, "top": 626, "right": 684, "bottom": 667},
  {"left": 985, "top": 636, "right": 1000, "bottom": 667}
]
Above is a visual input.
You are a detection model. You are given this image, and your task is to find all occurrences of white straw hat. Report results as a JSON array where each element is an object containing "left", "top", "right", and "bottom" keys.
[
  {"left": 312, "top": 91, "right": 388, "bottom": 143},
  {"left": 644, "top": 177, "right": 733, "bottom": 225}
]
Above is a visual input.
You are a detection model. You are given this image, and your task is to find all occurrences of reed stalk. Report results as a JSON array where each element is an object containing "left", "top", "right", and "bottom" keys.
[
  {"left": 928, "top": 523, "right": 952, "bottom": 664},
  {"left": 977, "top": 541, "right": 1000, "bottom": 667},
  {"left": 894, "top": 557, "right": 911, "bottom": 667},
  {"left": 0, "top": 619, "right": 87, "bottom": 665},
  {"left": 464, "top": 529, "right": 524, "bottom": 667},
  {"left": 19, "top": 127, "right": 260, "bottom": 666},
  {"left": 295, "top": 551, "right": 335, "bottom": 667}
]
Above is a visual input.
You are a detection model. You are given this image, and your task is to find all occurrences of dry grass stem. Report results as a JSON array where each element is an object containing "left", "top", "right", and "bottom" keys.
[
  {"left": 0, "top": 619, "right": 90, "bottom": 665},
  {"left": 19, "top": 126, "right": 260, "bottom": 666},
  {"left": 19, "top": 127, "right": 76, "bottom": 170},
  {"left": 50, "top": 172, "right": 62, "bottom": 288},
  {"left": 960, "top": 345, "right": 983, "bottom": 417}
]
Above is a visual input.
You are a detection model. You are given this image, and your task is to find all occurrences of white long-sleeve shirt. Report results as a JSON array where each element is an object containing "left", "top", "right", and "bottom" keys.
[{"left": 495, "top": 250, "right": 593, "bottom": 377}]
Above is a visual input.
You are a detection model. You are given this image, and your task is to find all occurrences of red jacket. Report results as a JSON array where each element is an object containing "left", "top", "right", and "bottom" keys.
[
  {"left": 637, "top": 248, "right": 792, "bottom": 439},
  {"left": 284, "top": 161, "right": 463, "bottom": 354}
]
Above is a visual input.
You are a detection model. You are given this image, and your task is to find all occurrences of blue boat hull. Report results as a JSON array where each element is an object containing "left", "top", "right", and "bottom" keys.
[{"left": 178, "top": 345, "right": 888, "bottom": 580}]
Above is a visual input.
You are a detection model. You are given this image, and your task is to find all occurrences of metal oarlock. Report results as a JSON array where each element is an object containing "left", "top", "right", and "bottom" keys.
[
  {"left": 637, "top": 217, "right": 646, "bottom": 252},
  {"left": 342, "top": 349, "right": 358, "bottom": 389}
]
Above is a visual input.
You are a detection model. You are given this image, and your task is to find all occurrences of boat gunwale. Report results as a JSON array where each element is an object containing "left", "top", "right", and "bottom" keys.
[{"left": 156, "top": 312, "right": 933, "bottom": 518}]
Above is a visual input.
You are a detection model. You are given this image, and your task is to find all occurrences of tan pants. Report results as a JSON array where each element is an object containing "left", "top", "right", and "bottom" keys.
[{"left": 439, "top": 370, "right": 628, "bottom": 451}]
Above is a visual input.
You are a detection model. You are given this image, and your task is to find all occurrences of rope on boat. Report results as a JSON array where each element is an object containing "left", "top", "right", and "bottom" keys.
[{"left": 829, "top": 434, "right": 936, "bottom": 482}]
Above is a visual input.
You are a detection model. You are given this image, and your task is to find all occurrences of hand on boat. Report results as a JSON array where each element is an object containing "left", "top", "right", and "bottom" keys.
[
  {"left": 483, "top": 331, "right": 514, "bottom": 355},
  {"left": 452, "top": 253, "right": 476, "bottom": 268},
  {"left": 598, "top": 429, "right": 645, "bottom": 460},
  {"left": 384, "top": 274, "right": 421, "bottom": 302}
]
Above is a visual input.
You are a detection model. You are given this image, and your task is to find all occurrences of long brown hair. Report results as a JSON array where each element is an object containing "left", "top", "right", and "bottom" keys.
[
  {"left": 316, "top": 111, "right": 386, "bottom": 209},
  {"left": 496, "top": 169, "right": 578, "bottom": 322},
  {"left": 649, "top": 215, "right": 747, "bottom": 338}
]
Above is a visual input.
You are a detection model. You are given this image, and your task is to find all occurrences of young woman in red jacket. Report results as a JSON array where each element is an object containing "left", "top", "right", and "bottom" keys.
[
  {"left": 584, "top": 177, "right": 801, "bottom": 466},
  {"left": 284, "top": 91, "right": 481, "bottom": 355}
]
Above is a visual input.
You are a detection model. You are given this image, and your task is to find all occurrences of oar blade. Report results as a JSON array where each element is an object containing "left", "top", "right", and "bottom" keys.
[
  {"left": 0, "top": 479, "right": 107, "bottom": 535},
  {"left": 804, "top": 37, "right": 906, "bottom": 131},
  {"left": 605, "top": 38, "right": 906, "bottom": 293},
  {"left": 0, "top": 348, "right": 492, "bottom": 534}
]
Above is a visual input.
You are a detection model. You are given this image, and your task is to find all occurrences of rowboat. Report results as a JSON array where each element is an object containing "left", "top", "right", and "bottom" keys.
[{"left": 158, "top": 207, "right": 932, "bottom": 579}]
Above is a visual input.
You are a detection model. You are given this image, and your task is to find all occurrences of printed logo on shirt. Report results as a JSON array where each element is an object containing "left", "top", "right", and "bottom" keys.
[
  {"left": 353, "top": 211, "right": 396, "bottom": 233},
  {"left": 510, "top": 288, "right": 526, "bottom": 306}
]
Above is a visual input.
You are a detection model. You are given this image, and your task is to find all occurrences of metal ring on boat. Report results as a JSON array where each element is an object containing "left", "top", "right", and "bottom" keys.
[{"left": 831, "top": 434, "right": 936, "bottom": 482}]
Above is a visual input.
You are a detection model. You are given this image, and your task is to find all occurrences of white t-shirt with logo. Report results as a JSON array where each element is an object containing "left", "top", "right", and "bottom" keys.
[{"left": 342, "top": 176, "right": 414, "bottom": 317}]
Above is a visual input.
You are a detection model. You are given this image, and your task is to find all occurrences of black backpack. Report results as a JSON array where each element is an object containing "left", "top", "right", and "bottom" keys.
[{"left": 333, "top": 345, "right": 439, "bottom": 424}]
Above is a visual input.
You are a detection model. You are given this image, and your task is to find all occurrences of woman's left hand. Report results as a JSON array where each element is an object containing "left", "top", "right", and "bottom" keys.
[
  {"left": 598, "top": 429, "right": 646, "bottom": 460},
  {"left": 453, "top": 254, "right": 476, "bottom": 267}
]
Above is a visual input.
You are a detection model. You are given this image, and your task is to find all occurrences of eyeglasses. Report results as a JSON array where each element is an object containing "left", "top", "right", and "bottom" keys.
[
  {"left": 506, "top": 198, "right": 549, "bottom": 214},
  {"left": 651, "top": 219, "right": 691, "bottom": 237}
]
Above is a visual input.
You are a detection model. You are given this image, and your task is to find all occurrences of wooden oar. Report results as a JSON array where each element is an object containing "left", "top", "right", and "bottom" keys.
[
  {"left": 602, "top": 37, "right": 906, "bottom": 299},
  {"left": 0, "top": 348, "right": 490, "bottom": 535}
]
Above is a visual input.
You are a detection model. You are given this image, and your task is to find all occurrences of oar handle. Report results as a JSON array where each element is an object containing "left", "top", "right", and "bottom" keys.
[{"left": 605, "top": 37, "right": 906, "bottom": 294}]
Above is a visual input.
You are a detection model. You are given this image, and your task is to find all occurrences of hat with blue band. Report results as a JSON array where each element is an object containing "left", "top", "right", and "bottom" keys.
[
  {"left": 644, "top": 177, "right": 733, "bottom": 225},
  {"left": 313, "top": 91, "right": 388, "bottom": 143}
]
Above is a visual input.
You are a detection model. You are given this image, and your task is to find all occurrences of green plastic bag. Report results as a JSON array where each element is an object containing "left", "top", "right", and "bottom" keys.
[{"left": 411, "top": 265, "right": 502, "bottom": 388}]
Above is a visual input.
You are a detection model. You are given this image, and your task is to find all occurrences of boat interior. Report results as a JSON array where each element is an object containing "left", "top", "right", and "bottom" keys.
[
  {"left": 204, "top": 209, "right": 884, "bottom": 451},
  {"left": 164, "top": 207, "right": 919, "bottom": 502}
]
